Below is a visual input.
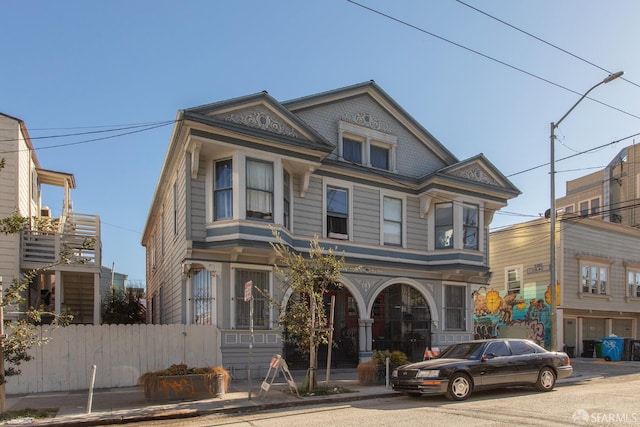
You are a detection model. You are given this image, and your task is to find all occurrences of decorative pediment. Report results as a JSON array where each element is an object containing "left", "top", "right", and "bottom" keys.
[
  {"left": 341, "top": 112, "right": 390, "bottom": 133},
  {"left": 221, "top": 106, "right": 299, "bottom": 138},
  {"left": 450, "top": 165, "right": 499, "bottom": 186}
]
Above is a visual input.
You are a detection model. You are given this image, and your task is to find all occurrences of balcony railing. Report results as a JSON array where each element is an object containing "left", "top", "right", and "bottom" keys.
[{"left": 21, "top": 212, "right": 101, "bottom": 269}]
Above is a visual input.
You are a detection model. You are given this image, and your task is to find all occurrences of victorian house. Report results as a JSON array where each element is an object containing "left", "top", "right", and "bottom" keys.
[{"left": 142, "top": 82, "right": 519, "bottom": 374}]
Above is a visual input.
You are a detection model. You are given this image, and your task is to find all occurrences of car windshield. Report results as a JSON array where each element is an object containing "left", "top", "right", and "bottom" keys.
[{"left": 439, "top": 342, "right": 484, "bottom": 360}]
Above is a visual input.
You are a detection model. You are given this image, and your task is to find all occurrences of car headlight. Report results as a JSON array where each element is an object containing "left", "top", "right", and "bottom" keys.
[{"left": 416, "top": 370, "right": 440, "bottom": 378}]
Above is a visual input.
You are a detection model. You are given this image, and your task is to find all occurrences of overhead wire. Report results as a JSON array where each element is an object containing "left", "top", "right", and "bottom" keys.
[
  {"left": 345, "top": 0, "right": 640, "bottom": 121},
  {"left": 452, "top": 0, "right": 640, "bottom": 90}
]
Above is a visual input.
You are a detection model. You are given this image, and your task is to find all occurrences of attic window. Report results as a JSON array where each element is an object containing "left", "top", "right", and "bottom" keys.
[{"left": 338, "top": 121, "right": 397, "bottom": 172}]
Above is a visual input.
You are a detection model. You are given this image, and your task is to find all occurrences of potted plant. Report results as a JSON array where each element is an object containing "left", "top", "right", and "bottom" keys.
[{"left": 138, "top": 363, "right": 231, "bottom": 402}]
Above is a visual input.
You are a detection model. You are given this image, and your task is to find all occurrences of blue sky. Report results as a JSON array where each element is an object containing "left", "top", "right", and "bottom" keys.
[{"left": 3, "top": 0, "right": 639, "bottom": 286}]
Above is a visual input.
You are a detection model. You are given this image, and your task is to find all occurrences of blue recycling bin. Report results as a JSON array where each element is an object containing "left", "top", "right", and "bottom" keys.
[{"left": 600, "top": 337, "right": 625, "bottom": 361}]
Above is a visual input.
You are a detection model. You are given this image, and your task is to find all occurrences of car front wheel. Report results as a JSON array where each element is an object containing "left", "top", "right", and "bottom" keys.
[
  {"left": 446, "top": 373, "right": 472, "bottom": 401},
  {"left": 535, "top": 367, "right": 556, "bottom": 392}
]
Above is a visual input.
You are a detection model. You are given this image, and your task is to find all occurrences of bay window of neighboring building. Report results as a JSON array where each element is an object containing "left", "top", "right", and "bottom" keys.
[
  {"left": 190, "top": 269, "right": 214, "bottom": 325},
  {"left": 214, "top": 159, "right": 233, "bottom": 220},
  {"left": 627, "top": 268, "right": 640, "bottom": 298},
  {"left": 435, "top": 202, "right": 454, "bottom": 249},
  {"left": 579, "top": 198, "right": 600, "bottom": 218},
  {"left": 444, "top": 284, "right": 465, "bottom": 331},
  {"left": 326, "top": 185, "right": 349, "bottom": 239},
  {"left": 234, "top": 268, "right": 271, "bottom": 329},
  {"left": 580, "top": 262, "right": 609, "bottom": 295},
  {"left": 382, "top": 195, "right": 403, "bottom": 246},
  {"left": 246, "top": 158, "right": 274, "bottom": 220}
]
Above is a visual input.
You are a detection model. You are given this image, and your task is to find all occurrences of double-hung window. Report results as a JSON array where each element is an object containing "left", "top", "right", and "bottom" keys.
[
  {"left": 435, "top": 202, "right": 454, "bottom": 249},
  {"left": 246, "top": 159, "right": 273, "bottom": 220},
  {"left": 444, "top": 285, "right": 465, "bottom": 331},
  {"left": 214, "top": 159, "right": 233, "bottom": 220},
  {"left": 235, "top": 269, "right": 270, "bottom": 329},
  {"left": 581, "top": 263, "right": 608, "bottom": 295},
  {"left": 628, "top": 269, "right": 640, "bottom": 298},
  {"left": 383, "top": 196, "right": 402, "bottom": 246},
  {"left": 326, "top": 186, "right": 348, "bottom": 239},
  {"left": 342, "top": 138, "right": 363, "bottom": 164},
  {"left": 463, "top": 203, "right": 479, "bottom": 250},
  {"left": 506, "top": 266, "right": 522, "bottom": 294},
  {"left": 371, "top": 144, "right": 389, "bottom": 170}
]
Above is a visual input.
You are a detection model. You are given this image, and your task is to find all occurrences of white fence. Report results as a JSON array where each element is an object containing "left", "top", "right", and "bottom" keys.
[{"left": 6, "top": 324, "right": 220, "bottom": 394}]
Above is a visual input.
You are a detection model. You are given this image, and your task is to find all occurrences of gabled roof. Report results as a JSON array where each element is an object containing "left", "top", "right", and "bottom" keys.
[
  {"left": 184, "top": 91, "right": 335, "bottom": 153},
  {"left": 0, "top": 112, "right": 41, "bottom": 169},
  {"left": 283, "top": 80, "right": 459, "bottom": 166},
  {"left": 418, "top": 153, "right": 521, "bottom": 205}
]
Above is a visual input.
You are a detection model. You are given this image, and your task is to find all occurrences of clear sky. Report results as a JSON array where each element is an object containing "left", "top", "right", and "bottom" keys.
[{"left": 3, "top": 0, "right": 639, "bottom": 287}]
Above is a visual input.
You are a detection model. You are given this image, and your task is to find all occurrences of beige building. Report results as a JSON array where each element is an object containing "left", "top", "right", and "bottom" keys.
[
  {"left": 0, "top": 112, "right": 102, "bottom": 324},
  {"left": 488, "top": 145, "right": 640, "bottom": 358}
]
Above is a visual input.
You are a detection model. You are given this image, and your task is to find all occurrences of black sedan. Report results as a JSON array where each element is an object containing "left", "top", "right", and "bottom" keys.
[{"left": 391, "top": 338, "right": 573, "bottom": 401}]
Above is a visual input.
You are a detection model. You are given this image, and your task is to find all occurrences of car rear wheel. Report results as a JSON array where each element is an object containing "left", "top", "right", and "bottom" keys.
[
  {"left": 535, "top": 367, "right": 556, "bottom": 392},
  {"left": 446, "top": 373, "right": 472, "bottom": 401}
]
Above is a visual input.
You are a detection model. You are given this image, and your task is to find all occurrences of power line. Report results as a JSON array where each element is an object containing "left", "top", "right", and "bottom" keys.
[
  {"left": 453, "top": 0, "right": 640, "bottom": 90},
  {"left": 506, "top": 131, "right": 640, "bottom": 178},
  {"left": 0, "top": 120, "right": 175, "bottom": 142},
  {"left": 345, "top": 0, "right": 640, "bottom": 121},
  {"left": 0, "top": 121, "right": 174, "bottom": 155}
]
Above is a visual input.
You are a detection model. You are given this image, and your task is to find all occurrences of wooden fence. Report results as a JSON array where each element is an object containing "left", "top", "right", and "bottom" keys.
[{"left": 5, "top": 324, "right": 220, "bottom": 394}]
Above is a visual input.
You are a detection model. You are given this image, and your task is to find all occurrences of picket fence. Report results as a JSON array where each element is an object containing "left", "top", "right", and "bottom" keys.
[{"left": 5, "top": 324, "right": 220, "bottom": 394}]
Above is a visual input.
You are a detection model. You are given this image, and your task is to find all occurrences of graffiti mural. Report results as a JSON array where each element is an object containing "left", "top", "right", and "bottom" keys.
[{"left": 472, "top": 284, "right": 554, "bottom": 349}]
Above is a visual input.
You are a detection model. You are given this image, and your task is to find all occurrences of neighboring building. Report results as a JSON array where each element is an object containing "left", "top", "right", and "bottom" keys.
[
  {"left": 485, "top": 144, "right": 640, "bottom": 355},
  {"left": 556, "top": 144, "right": 640, "bottom": 226},
  {"left": 142, "top": 81, "right": 519, "bottom": 374},
  {"left": 0, "top": 112, "right": 102, "bottom": 325},
  {"left": 99, "top": 265, "right": 127, "bottom": 301},
  {"left": 488, "top": 216, "right": 640, "bottom": 355}
]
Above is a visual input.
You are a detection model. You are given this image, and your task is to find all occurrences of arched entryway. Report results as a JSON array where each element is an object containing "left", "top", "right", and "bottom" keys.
[
  {"left": 371, "top": 283, "right": 432, "bottom": 362},
  {"left": 283, "top": 284, "right": 360, "bottom": 369}
]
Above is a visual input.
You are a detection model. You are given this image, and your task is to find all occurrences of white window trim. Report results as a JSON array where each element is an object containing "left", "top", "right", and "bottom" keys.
[
  {"left": 206, "top": 151, "right": 284, "bottom": 224},
  {"left": 230, "top": 264, "right": 273, "bottom": 329},
  {"left": 442, "top": 282, "right": 467, "bottom": 331},
  {"left": 428, "top": 198, "right": 485, "bottom": 251},
  {"left": 379, "top": 191, "right": 407, "bottom": 248},
  {"left": 624, "top": 263, "right": 640, "bottom": 300},
  {"left": 578, "top": 199, "right": 591, "bottom": 217},
  {"left": 323, "top": 178, "right": 353, "bottom": 241},
  {"left": 589, "top": 196, "right": 601, "bottom": 216},
  {"left": 505, "top": 265, "right": 523, "bottom": 294},
  {"left": 185, "top": 267, "right": 217, "bottom": 325},
  {"left": 338, "top": 121, "right": 397, "bottom": 172},
  {"left": 578, "top": 259, "right": 610, "bottom": 296}
]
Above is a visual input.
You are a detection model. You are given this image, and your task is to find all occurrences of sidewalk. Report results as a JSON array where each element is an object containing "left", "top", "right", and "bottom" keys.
[{"left": 4, "top": 359, "right": 639, "bottom": 426}]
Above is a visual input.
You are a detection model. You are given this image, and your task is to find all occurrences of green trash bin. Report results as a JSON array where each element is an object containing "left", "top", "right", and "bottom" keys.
[{"left": 595, "top": 341, "right": 603, "bottom": 358}]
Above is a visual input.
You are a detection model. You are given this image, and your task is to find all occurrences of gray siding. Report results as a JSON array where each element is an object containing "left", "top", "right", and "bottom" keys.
[
  {"left": 292, "top": 175, "right": 323, "bottom": 238},
  {"left": 190, "top": 155, "right": 207, "bottom": 241},
  {"left": 406, "top": 195, "right": 428, "bottom": 250},
  {"left": 294, "top": 94, "right": 447, "bottom": 178},
  {"left": 352, "top": 185, "right": 380, "bottom": 245}
]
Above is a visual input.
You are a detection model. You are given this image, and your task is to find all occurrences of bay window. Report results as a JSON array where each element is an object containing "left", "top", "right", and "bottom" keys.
[
  {"left": 246, "top": 158, "right": 273, "bottom": 220},
  {"left": 435, "top": 202, "right": 454, "bottom": 249},
  {"left": 463, "top": 203, "right": 479, "bottom": 250},
  {"left": 214, "top": 159, "right": 233, "bottom": 220}
]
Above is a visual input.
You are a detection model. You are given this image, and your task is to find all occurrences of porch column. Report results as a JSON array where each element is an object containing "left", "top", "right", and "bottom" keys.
[{"left": 359, "top": 319, "right": 373, "bottom": 352}]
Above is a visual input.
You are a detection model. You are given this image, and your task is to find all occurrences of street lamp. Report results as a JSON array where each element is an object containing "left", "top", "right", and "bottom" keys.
[{"left": 549, "top": 71, "right": 624, "bottom": 351}]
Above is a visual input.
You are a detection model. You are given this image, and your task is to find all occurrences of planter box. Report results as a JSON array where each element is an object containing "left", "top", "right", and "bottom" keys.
[{"left": 142, "top": 374, "right": 225, "bottom": 402}]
